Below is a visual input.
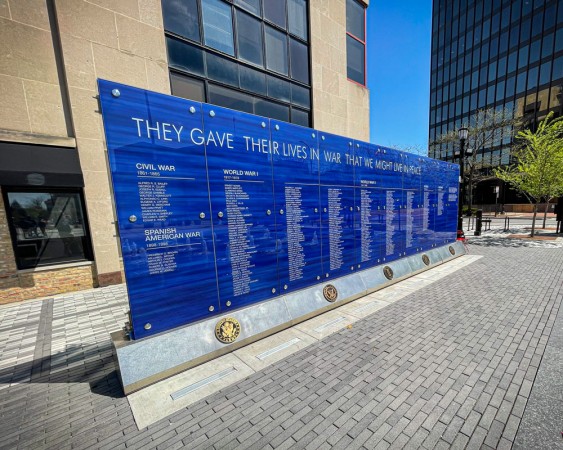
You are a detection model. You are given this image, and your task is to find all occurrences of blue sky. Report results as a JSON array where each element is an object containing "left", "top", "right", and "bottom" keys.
[{"left": 367, "top": 1, "right": 432, "bottom": 152}]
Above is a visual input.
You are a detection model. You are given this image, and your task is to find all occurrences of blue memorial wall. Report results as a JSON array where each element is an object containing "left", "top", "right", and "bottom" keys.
[{"left": 98, "top": 80, "right": 459, "bottom": 340}]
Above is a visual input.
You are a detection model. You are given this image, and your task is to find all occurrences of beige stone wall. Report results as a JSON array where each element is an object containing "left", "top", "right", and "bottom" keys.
[
  {"left": 0, "top": 0, "right": 68, "bottom": 138},
  {"left": 53, "top": 0, "right": 170, "bottom": 283},
  {"left": 310, "top": 0, "right": 370, "bottom": 142},
  {"left": 1, "top": 0, "right": 370, "bottom": 301}
]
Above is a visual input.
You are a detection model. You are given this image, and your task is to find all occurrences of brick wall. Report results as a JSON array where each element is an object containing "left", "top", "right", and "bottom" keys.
[
  {"left": 0, "top": 264, "right": 97, "bottom": 304},
  {"left": 0, "top": 262, "right": 100, "bottom": 304},
  {"left": 0, "top": 188, "right": 18, "bottom": 289}
]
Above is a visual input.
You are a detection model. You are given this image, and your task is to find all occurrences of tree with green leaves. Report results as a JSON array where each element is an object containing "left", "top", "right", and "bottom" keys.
[
  {"left": 494, "top": 113, "right": 563, "bottom": 237},
  {"left": 431, "top": 106, "right": 522, "bottom": 212}
]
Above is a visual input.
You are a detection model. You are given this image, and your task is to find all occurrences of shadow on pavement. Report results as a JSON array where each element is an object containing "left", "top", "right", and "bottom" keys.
[
  {"left": 0, "top": 342, "right": 124, "bottom": 399},
  {"left": 468, "top": 228, "right": 563, "bottom": 248}
]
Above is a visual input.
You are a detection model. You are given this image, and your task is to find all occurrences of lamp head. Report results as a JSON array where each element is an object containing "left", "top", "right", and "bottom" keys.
[{"left": 458, "top": 127, "right": 469, "bottom": 141}]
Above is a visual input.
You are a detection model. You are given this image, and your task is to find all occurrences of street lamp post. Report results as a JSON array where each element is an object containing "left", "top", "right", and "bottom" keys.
[{"left": 457, "top": 127, "right": 469, "bottom": 235}]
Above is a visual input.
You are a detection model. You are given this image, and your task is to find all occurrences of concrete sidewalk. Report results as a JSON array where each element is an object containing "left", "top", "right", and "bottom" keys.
[{"left": 0, "top": 244, "right": 562, "bottom": 449}]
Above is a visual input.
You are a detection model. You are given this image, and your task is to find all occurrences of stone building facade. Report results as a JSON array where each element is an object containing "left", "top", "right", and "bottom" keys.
[{"left": 0, "top": 0, "right": 369, "bottom": 303}]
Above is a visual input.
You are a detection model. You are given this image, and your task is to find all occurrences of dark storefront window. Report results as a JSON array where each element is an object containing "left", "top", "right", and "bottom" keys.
[
  {"left": 163, "top": 0, "right": 311, "bottom": 126},
  {"left": 4, "top": 190, "right": 92, "bottom": 269}
]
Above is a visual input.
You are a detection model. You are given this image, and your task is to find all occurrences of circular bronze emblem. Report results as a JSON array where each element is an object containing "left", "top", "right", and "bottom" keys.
[
  {"left": 383, "top": 266, "right": 394, "bottom": 280},
  {"left": 422, "top": 254, "right": 430, "bottom": 266},
  {"left": 323, "top": 284, "right": 338, "bottom": 302},
  {"left": 448, "top": 246, "right": 456, "bottom": 255},
  {"left": 215, "top": 317, "right": 241, "bottom": 344}
]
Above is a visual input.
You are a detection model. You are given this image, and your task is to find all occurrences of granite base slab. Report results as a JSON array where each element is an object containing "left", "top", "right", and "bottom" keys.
[{"left": 112, "top": 242, "right": 465, "bottom": 394}]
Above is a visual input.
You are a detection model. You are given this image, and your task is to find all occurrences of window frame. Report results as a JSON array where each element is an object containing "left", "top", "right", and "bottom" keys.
[
  {"left": 163, "top": 0, "right": 313, "bottom": 127},
  {"left": 2, "top": 187, "right": 94, "bottom": 270},
  {"left": 346, "top": 0, "right": 367, "bottom": 86}
]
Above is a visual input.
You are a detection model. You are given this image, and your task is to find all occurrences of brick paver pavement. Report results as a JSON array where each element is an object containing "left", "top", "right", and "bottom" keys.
[{"left": 0, "top": 243, "right": 562, "bottom": 449}]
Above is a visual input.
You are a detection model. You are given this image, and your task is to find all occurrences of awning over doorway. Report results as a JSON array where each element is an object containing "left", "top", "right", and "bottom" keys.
[{"left": 0, "top": 142, "right": 84, "bottom": 187}]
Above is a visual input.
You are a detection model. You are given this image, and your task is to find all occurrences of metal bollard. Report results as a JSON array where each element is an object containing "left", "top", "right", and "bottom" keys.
[{"left": 474, "top": 209, "right": 483, "bottom": 236}]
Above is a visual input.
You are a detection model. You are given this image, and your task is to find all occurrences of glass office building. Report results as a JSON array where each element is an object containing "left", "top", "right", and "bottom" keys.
[{"left": 429, "top": 0, "right": 563, "bottom": 200}]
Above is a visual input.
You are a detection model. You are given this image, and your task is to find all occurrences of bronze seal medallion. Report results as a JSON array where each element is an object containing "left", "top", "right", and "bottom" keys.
[
  {"left": 383, "top": 266, "right": 394, "bottom": 280},
  {"left": 323, "top": 284, "right": 338, "bottom": 302},
  {"left": 215, "top": 317, "right": 241, "bottom": 344},
  {"left": 448, "top": 246, "right": 456, "bottom": 255},
  {"left": 422, "top": 254, "right": 430, "bottom": 266}
]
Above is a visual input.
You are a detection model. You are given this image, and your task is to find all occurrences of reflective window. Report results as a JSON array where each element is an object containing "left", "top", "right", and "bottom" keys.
[
  {"left": 516, "top": 71, "right": 527, "bottom": 94},
  {"left": 549, "top": 84, "right": 562, "bottom": 109},
  {"left": 236, "top": 10, "right": 264, "bottom": 66},
  {"left": 491, "top": 12, "right": 500, "bottom": 34},
  {"left": 556, "top": 28, "right": 563, "bottom": 53},
  {"left": 482, "top": 19, "right": 491, "bottom": 40},
  {"left": 510, "top": 24, "right": 520, "bottom": 48},
  {"left": 267, "top": 75, "right": 291, "bottom": 102},
  {"left": 506, "top": 75, "right": 516, "bottom": 97},
  {"left": 542, "top": 33, "right": 554, "bottom": 58},
  {"left": 529, "top": 39, "right": 541, "bottom": 64},
  {"left": 170, "top": 72, "right": 205, "bottom": 101},
  {"left": 235, "top": 0, "right": 261, "bottom": 16},
  {"left": 265, "top": 25, "right": 288, "bottom": 75},
  {"left": 167, "top": 38, "right": 205, "bottom": 76},
  {"left": 539, "top": 61, "right": 551, "bottom": 85},
  {"left": 497, "top": 56, "right": 507, "bottom": 77},
  {"left": 264, "top": 0, "right": 287, "bottom": 29},
  {"left": 162, "top": 0, "right": 200, "bottom": 42},
  {"left": 202, "top": 0, "right": 235, "bottom": 55},
  {"left": 288, "top": 0, "right": 307, "bottom": 40},
  {"left": 479, "top": 66, "right": 488, "bottom": 86},
  {"left": 512, "top": 0, "right": 522, "bottom": 22},
  {"left": 346, "top": 0, "right": 366, "bottom": 85},
  {"left": 496, "top": 80, "right": 505, "bottom": 102},
  {"left": 240, "top": 65, "right": 267, "bottom": 96},
  {"left": 499, "top": 31, "right": 509, "bottom": 54},
  {"left": 255, "top": 98, "right": 289, "bottom": 121},
  {"left": 489, "top": 37, "right": 499, "bottom": 59},
  {"left": 208, "top": 83, "right": 254, "bottom": 113},
  {"left": 162, "top": 0, "right": 311, "bottom": 126},
  {"left": 518, "top": 46, "right": 529, "bottom": 70},
  {"left": 531, "top": 12, "right": 543, "bottom": 38},
  {"left": 5, "top": 190, "right": 92, "bottom": 269},
  {"left": 289, "top": 38, "right": 309, "bottom": 83},
  {"left": 478, "top": 88, "right": 486, "bottom": 107},
  {"left": 346, "top": 0, "right": 365, "bottom": 40},
  {"left": 347, "top": 36, "right": 365, "bottom": 84},
  {"left": 207, "top": 52, "right": 239, "bottom": 86},
  {"left": 291, "top": 83, "right": 310, "bottom": 108},
  {"left": 501, "top": 7, "right": 510, "bottom": 29},
  {"left": 488, "top": 61, "right": 497, "bottom": 82},
  {"left": 508, "top": 50, "right": 518, "bottom": 74},
  {"left": 520, "top": 18, "right": 531, "bottom": 42},
  {"left": 544, "top": 5, "right": 555, "bottom": 30},
  {"left": 554, "top": 56, "right": 563, "bottom": 81},
  {"left": 527, "top": 66, "right": 538, "bottom": 90}
]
